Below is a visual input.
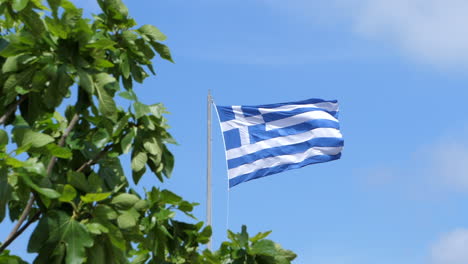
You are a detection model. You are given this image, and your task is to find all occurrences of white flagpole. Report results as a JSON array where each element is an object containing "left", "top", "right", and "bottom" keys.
[{"left": 207, "top": 90, "right": 213, "bottom": 250}]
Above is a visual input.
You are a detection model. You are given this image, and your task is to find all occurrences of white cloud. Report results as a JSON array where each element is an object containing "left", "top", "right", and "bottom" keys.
[
  {"left": 261, "top": 0, "right": 468, "bottom": 67},
  {"left": 354, "top": 0, "right": 468, "bottom": 67},
  {"left": 431, "top": 229, "right": 468, "bottom": 264},
  {"left": 427, "top": 141, "right": 468, "bottom": 191},
  {"left": 359, "top": 133, "right": 468, "bottom": 198}
]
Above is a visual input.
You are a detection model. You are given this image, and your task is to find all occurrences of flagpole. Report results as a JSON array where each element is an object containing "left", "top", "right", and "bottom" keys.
[{"left": 207, "top": 90, "right": 213, "bottom": 250}]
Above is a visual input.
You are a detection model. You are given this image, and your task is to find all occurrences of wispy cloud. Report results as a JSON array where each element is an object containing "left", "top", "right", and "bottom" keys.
[
  {"left": 360, "top": 131, "right": 468, "bottom": 198},
  {"left": 430, "top": 229, "right": 468, "bottom": 264},
  {"left": 261, "top": 0, "right": 468, "bottom": 68}
]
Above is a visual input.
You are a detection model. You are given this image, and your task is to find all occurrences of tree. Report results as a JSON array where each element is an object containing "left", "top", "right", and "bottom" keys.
[{"left": 0, "top": 0, "right": 297, "bottom": 263}]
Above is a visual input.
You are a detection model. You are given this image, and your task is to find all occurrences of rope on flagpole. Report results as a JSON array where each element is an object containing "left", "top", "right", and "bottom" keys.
[
  {"left": 211, "top": 96, "right": 231, "bottom": 244},
  {"left": 207, "top": 90, "right": 213, "bottom": 250}
]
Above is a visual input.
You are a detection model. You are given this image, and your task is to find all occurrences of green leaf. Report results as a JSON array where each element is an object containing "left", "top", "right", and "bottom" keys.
[
  {"left": 92, "top": 129, "right": 110, "bottom": 148},
  {"left": 12, "top": 0, "right": 29, "bottom": 12},
  {"left": 151, "top": 41, "right": 174, "bottom": 63},
  {"left": 0, "top": 168, "right": 12, "bottom": 222},
  {"left": 138, "top": 24, "right": 167, "bottom": 42},
  {"left": 2, "top": 55, "right": 20, "bottom": 73},
  {"left": 120, "top": 129, "right": 135, "bottom": 154},
  {"left": 47, "top": 144, "right": 72, "bottom": 159},
  {"left": 0, "top": 129, "right": 8, "bottom": 146},
  {"left": 86, "top": 222, "right": 109, "bottom": 235},
  {"left": 143, "top": 137, "right": 160, "bottom": 156},
  {"left": 160, "top": 190, "right": 182, "bottom": 204},
  {"left": 29, "top": 211, "right": 94, "bottom": 264},
  {"left": 250, "top": 240, "right": 277, "bottom": 256},
  {"left": 20, "top": 8, "right": 46, "bottom": 36},
  {"left": 0, "top": 251, "right": 28, "bottom": 264},
  {"left": 118, "top": 90, "right": 137, "bottom": 101},
  {"left": 239, "top": 225, "right": 249, "bottom": 247},
  {"left": 111, "top": 193, "right": 140, "bottom": 210},
  {"left": 120, "top": 52, "right": 130, "bottom": 79},
  {"left": 78, "top": 69, "right": 94, "bottom": 94},
  {"left": 131, "top": 150, "right": 147, "bottom": 172},
  {"left": 162, "top": 148, "right": 174, "bottom": 178},
  {"left": 250, "top": 231, "right": 272, "bottom": 243},
  {"left": 68, "top": 171, "right": 90, "bottom": 192},
  {"left": 94, "top": 205, "right": 118, "bottom": 220},
  {"left": 133, "top": 102, "right": 150, "bottom": 119},
  {"left": 86, "top": 38, "right": 116, "bottom": 49},
  {"left": 81, "top": 192, "right": 112, "bottom": 203},
  {"left": 94, "top": 73, "right": 117, "bottom": 117},
  {"left": 21, "top": 173, "right": 61, "bottom": 199},
  {"left": 13, "top": 128, "right": 55, "bottom": 148},
  {"left": 59, "top": 184, "right": 77, "bottom": 202},
  {"left": 117, "top": 210, "right": 137, "bottom": 229}
]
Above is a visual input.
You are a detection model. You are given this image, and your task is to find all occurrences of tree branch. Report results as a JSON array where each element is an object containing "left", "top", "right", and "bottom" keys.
[
  {"left": 76, "top": 144, "right": 113, "bottom": 173},
  {"left": 46, "top": 114, "right": 80, "bottom": 173},
  {"left": 0, "top": 95, "right": 27, "bottom": 125},
  {"left": 0, "top": 211, "right": 40, "bottom": 253},
  {"left": 0, "top": 113, "right": 80, "bottom": 253}
]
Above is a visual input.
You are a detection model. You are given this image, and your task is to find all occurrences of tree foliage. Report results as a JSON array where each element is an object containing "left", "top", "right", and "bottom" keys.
[{"left": 0, "top": 0, "right": 297, "bottom": 263}]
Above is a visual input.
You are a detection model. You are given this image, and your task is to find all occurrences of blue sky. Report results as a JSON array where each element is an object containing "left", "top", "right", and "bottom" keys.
[{"left": 3, "top": 0, "right": 468, "bottom": 263}]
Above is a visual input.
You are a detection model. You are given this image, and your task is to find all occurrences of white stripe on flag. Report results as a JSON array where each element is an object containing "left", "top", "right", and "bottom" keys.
[
  {"left": 228, "top": 146, "right": 343, "bottom": 179},
  {"left": 258, "top": 102, "right": 338, "bottom": 114},
  {"left": 265, "top": 111, "right": 338, "bottom": 131},
  {"left": 221, "top": 107, "right": 337, "bottom": 132},
  {"left": 220, "top": 114, "right": 264, "bottom": 132},
  {"left": 226, "top": 127, "right": 342, "bottom": 160}
]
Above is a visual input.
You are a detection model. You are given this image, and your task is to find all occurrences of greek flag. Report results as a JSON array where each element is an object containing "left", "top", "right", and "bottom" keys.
[{"left": 215, "top": 98, "right": 343, "bottom": 188}]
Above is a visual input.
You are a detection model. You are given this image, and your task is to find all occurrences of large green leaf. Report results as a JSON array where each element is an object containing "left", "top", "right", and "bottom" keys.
[
  {"left": 151, "top": 41, "right": 174, "bottom": 63},
  {"left": 131, "top": 150, "right": 147, "bottom": 172},
  {"left": 13, "top": 128, "right": 55, "bottom": 148},
  {"left": 21, "top": 173, "right": 61, "bottom": 199},
  {"left": 138, "top": 25, "right": 167, "bottom": 42},
  {"left": 12, "top": 0, "right": 29, "bottom": 12},
  {"left": 94, "top": 73, "right": 117, "bottom": 117},
  {"left": 81, "top": 192, "right": 112, "bottom": 203},
  {"left": 0, "top": 129, "right": 8, "bottom": 146},
  {"left": 120, "top": 129, "right": 135, "bottom": 154},
  {"left": 92, "top": 128, "right": 110, "bottom": 148},
  {"left": 0, "top": 251, "right": 28, "bottom": 264},
  {"left": 47, "top": 143, "right": 72, "bottom": 159},
  {"left": 0, "top": 168, "right": 12, "bottom": 222},
  {"left": 116, "top": 209, "right": 138, "bottom": 229},
  {"left": 111, "top": 193, "right": 140, "bottom": 210},
  {"left": 133, "top": 102, "right": 151, "bottom": 119},
  {"left": 250, "top": 240, "right": 277, "bottom": 257},
  {"left": 94, "top": 205, "right": 118, "bottom": 221},
  {"left": 78, "top": 69, "right": 94, "bottom": 94},
  {"left": 29, "top": 211, "right": 94, "bottom": 264},
  {"left": 2, "top": 55, "right": 20, "bottom": 73},
  {"left": 59, "top": 184, "right": 77, "bottom": 203}
]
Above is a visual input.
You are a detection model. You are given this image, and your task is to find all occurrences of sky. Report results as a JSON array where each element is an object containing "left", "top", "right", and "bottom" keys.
[{"left": 3, "top": 0, "right": 468, "bottom": 263}]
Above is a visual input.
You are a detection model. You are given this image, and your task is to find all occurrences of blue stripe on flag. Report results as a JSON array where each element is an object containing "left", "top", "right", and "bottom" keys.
[
  {"left": 229, "top": 153, "right": 341, "bottom": 187},
  {"left": 227, "top": 137, "right": 344, "bottom": 169},
  {"left": 217, "top": 106, "right": 236, "bottom": 122},
  {"left": 241, "top": 106, "right": 262, "bottom": 117},
  {"left": 224, "top": 129, "right": 241, "bottom": 149},
  {"left": 248, "top": 119, "right": 340, "bottom": 143}
]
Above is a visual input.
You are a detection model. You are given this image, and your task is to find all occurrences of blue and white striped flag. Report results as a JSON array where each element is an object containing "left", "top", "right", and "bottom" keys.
[{"left": 215, "top": 98, "right": 343, "bottom": 188}]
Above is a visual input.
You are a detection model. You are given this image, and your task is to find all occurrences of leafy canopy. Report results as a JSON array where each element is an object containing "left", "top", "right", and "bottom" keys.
[{"left": 0, "top": 0, "right": 297, "bottom": 263}]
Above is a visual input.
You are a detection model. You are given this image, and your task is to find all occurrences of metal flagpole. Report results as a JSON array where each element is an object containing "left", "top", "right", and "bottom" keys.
[{"left": 206, "top": 90, "right": 213, "bottom": 250}]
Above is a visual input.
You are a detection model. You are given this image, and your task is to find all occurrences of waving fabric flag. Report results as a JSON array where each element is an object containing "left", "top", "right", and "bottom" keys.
[{"left": 215, "top": 98, "right": 343, "bottom": 188}]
